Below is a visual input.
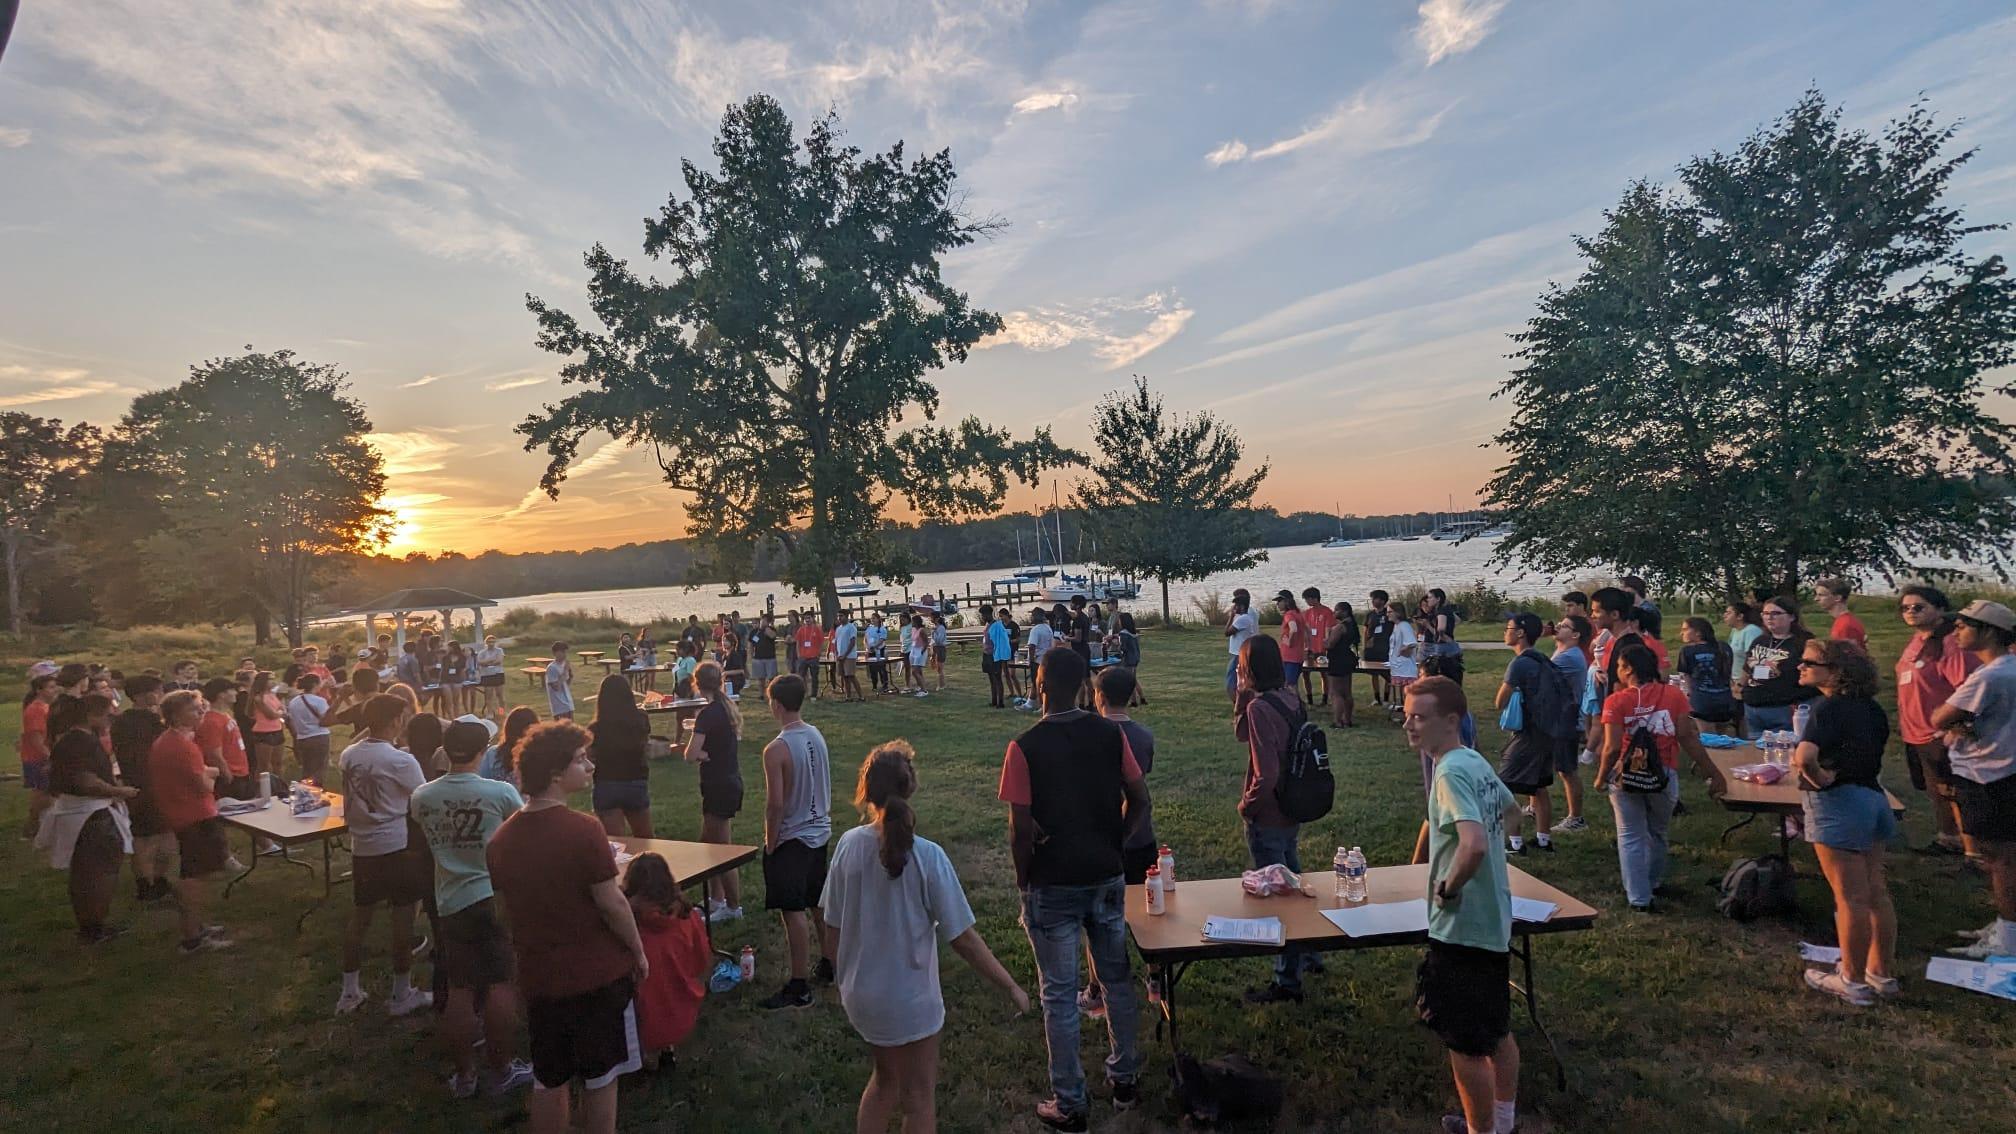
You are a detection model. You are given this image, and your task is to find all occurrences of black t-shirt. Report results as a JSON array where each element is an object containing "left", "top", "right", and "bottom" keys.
[
  {"left": 49, "top": 727, "right": 115, "bottom": 796},
  {"left": 1365, "top": 609, "right": 1393, "bottom": 660},
  {"left": 1679, "top": 641, "right": 1732, "bottom": 698},
  {"left": 1071, "top": 613, "right": 1093, "bottom": 659},
  {"left": 1743, "top": 632, "right": 1815, "bottom": 708},
  {"left": 751, "top": 626, "right": 777, "bottom": 661},
  {"left": 111, "top": 708, "right": 165, "bottom": 785},
  {"left": 691, "top": 699, "right": 741, "bottom": 789},
  {"left": 589, "top": 714, "right": 651, "bottom": 783},
  {"left": 1802, "top": 693, "right": 1887, "bottom": 791}
]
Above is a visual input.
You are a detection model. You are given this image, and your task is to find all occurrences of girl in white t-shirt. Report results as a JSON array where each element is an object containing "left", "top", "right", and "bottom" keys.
[
  {"left": 1387, "top": 616, "right": 1422, "bottom": 686},
  {"left": 819, "top": 741, "right": 1028, "bottom": 1132}
]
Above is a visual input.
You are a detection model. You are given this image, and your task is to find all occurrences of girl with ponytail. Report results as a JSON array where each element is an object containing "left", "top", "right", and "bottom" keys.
[
  {"left": 820, "top": 740, "right": 1029, "bottom": 1132},
  {"left": 687, "top": 660, "right": 747, "bottom": 918}
]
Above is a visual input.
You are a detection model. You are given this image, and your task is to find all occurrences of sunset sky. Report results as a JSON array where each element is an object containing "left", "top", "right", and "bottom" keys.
[{"left": 5, "top": 2, "right": 2016, "bottom": 555}]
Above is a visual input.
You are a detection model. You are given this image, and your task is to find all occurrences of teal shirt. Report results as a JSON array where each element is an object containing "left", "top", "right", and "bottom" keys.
[
  {"left": 1426, "top": 747, "right": 1515, "bottom": 951},
  {"left": 411, "top": 771, "right": 524, "bottom": 916}
]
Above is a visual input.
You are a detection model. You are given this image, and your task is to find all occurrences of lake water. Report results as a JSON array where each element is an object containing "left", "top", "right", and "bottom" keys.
[{"left": 491, "top": 537, "right": 1582, "bottom": 623}]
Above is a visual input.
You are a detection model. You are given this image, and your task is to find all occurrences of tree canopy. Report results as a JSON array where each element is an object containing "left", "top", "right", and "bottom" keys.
[
  {"left": 520, "top": 95, "right": 1078, "bottom": 621},
  {"left": 0, "top": 413, "right": 100, "bottom": 634},
  {"left": 1484, "top": 91, "right": 2016, "bottom": 599},
  {"left": 1076, "top": 376, "right": 1269, "bottom": 624}
]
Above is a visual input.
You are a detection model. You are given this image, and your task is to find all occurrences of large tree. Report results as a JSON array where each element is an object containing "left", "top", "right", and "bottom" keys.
[
  {"left": 102, "top": 349, "right": 391, "bottom": 644},
  {"left": 1485, "top": 91, "right": 2016, "bottom": 599},
  {"left": 519, "top": 95, "right": 1077, "bottom": 623},
  {"left": 0, "top": 413, "right": 100, "bottom": 634},
  {"left": 1076, "top": 377, "right": 1269, "bottom": 625}
]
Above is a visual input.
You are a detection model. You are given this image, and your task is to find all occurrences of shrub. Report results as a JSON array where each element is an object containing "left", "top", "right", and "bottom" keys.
[{"left": 1190, "top": 593, "right": 1230, "bottom": 627}]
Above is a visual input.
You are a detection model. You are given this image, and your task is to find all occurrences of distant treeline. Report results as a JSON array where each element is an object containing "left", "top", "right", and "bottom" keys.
[{"left": 323, "top": 509, "right": 1464, "bottom": 606}]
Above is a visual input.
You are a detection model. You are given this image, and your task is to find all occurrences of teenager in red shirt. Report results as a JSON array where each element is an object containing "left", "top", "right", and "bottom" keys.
[
  {"left": 149, "top": 691, "right": 233, "bottom": 954},
  {"left": 793, "top": 612, "right": 825, "bottom": 700},
  {"left": 19, "top": 673, "right": 58, "bottom": 838},
  {"left": 1817, "top": 578, "right": 1868, "bottom": 650}
]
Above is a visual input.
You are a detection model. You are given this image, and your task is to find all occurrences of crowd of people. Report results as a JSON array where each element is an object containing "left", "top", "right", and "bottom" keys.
[{"left": 15, "top": 571, "right": 2016, "bottom": 1134}]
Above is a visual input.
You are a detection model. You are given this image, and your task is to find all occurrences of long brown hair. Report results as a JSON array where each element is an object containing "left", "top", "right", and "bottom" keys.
[
  {"left": 622, "top": 851, "right": 692, "bottom": 918},
  {"left": 856, "top": 740, "right": 919, "bottom": 879},
  {"left": 499, "top": 706, "right": 539, "bottom": 775},
  {"left": 695, "top": 661, "right": 741, "bottom": 738}
]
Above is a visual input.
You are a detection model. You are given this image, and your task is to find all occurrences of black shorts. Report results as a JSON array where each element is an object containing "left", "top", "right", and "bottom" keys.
[
  {"left": 177, "top": 818, "right": 232, "bottom": 879},
  {"left": 1954, "top": 774, "right": 2016, "bottom": 842},
  {"left": 763, "top": 838, "right": 831, "bottom": 911},
  {"left": 1555, "top": 732, "right": 1587, "bottom": 775},
  {"left": 1326, "top": 651, "right": 1359, "bottom": 677},
  {"left": 528, "top": 976, "right": 641, "bottom": 1090},
  {"left": 480, "top": 673, "right": 506, "bottom": 688},
  {"left": 352, "top": 845, "right": 429, "bottom": 907},
  {"left": 1497, "top": 735, "right": 1559, "bottom": 795},
  {"left": 440, "top": 898, "right": 515, "bottom": 990},
  {"left": 129, "top": 796, "right": 169, "bottom": 838},
  {"left": 1122, "top": 842, "right": 1158, "bottom": 886},
  {"left": 1905, "top": 740, "right": 1955, "bottom": 796},
  {"left": 1416, "top": 940, "right": 1511, "bottom": 1056},
  {"left": 701, "top": 775, "right": 744, "bottom": 820}
]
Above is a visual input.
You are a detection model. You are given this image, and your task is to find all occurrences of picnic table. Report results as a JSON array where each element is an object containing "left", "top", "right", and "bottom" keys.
[
  {"left": 1126, "top": 864, "right": 1598, "bottom": 1088},
  {"left": 518, "top": 665, "right": 548, "bottom": 689},
  {"left": 642, "top": 694, "right": 741, "bottom": 750},
  {"left": 577, "top": 650, "right": 606, "bottom": 663},
  {"left": 1706, "top": 747, "right": 1905, "bottom": 861},
  {"left": 613, "top": 836, "right": 759, "bottom": 958},
  {"left": 218, "top": 792, "right": 349, "bottom": 930},
  {"left": 822, "top": 652, "right": 908, "bottom": 687}
]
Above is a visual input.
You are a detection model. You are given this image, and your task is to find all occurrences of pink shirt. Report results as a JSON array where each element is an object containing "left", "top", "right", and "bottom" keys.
[{"left": 1895, "top": 632, "right": 1978, "bottom": 745}]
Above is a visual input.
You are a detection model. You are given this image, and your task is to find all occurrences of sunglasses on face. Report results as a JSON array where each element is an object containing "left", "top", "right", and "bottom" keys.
[{"left": 1796, "top": 658, "right": 1831, "bottom": 669}]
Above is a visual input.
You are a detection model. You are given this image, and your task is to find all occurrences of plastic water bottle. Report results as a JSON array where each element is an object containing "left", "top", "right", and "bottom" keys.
[
  {"left": 1345, "top": 847, "right": 1369, "bottom": 904},
  {"left": 1333, "top": 846, "right": 1351, "bottom": 900},
  {"left": 1145, "top": 866, "right": 1166, "bottom": 915},
  {"left": 739, "top": 946, "right": 756, "bottom": 983},
  {"left": 1157, "top": 844, "right": 1176, "bottom": 891},
  {"left": 1792, "top": 702, "right": 1811, "bottom": 741}
]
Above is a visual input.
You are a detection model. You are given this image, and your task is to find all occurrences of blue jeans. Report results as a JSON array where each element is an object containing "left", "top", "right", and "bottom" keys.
[
  {"left": 1283, "top": 661, "right": 1303, "bottom": 688},
  {"left": 1745, "top": 702, "right": 1793, "bottom": 736},
  {"left": 1608, "top": 775, "right": 1680, "bottom": 906},
  {"left": 1243, "top": 820, "right": 1310, "bottom": 990},
  {"left": 1020, "top": 880, "right": 1142, "bottom": 1112},
  {"left": 1225, "top": 656, "right": 1239, "bottom": 695}
]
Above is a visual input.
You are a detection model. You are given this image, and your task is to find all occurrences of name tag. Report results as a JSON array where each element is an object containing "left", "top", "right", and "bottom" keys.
[
  {"left": 1752, "top": 664, "right": 1774, "bottom": 681},
  {"left": 1898, "top": 670, "right": 1914, "bottom": 685}
]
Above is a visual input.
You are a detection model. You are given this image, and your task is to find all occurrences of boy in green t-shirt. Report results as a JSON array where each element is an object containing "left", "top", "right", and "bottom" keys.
[{"left": 1404, "top": 676, "right": 1521, "bottom": 1134}]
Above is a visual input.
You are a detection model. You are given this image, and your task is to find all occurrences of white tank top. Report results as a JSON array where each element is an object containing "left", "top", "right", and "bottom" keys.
[{"left": 774, "top": 721, "right": 833, "bottom": 848}]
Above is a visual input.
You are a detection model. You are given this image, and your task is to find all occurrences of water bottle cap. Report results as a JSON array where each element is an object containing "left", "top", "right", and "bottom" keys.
[{"left": 1145, "top": 865, "right": 1159, "bottom": 876}]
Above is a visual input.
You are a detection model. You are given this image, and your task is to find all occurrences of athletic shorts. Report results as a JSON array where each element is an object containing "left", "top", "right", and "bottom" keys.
[
  {"left": 701, "top": 774, "right": 744, "bottom": 820},
  {"left": 21, "top": 761, "right": 49, "bottom": 793},
  {"left": 352, "top": 846, "right": 429, "bottom": 907},
  {"left": 592, "top": 778, "right": 650, "bottom": 815},
  {"left": 1499, "top": 734, "right": 1570, "bottom": 795},
  {"left": 176, "top": 818, "right": 232, "bottom": 879},
  {"left": 439, "top": 898, "right": 515, "bottom": 990},
  {"left": 1954, "top": 774, "right": 2016, "bottom": 842},
  {"left": 1555, "top": 732, "right": 1587, "bottom": 775},
  {"left": 1905, "top": 740, "right": 1955, "bottom": 796},
  {"left": 934, "top": 644, "right": 947, "bottom": 663},
  {"left": 529, "top": 976, "right": 641, "bottom": 1091},
  {"left": 762, "top": 838, "right": 831, "bottom": 912},
  {"left": 480, "top": 673, "right": 506, "bottom": 688},
  {"left": 1415, "top": 939, "right": 1511, "bottom": 1056},
  {"left": 838, "top": 657, "right": 856, "bottom": 677}
]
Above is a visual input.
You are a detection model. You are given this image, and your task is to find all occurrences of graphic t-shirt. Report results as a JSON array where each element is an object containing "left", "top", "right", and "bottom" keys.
[
  {"left": 411, "top": 771, "right": 524, "bottom": 915},
  {"left": 337, "top": 737, "right": 427, "bottom": 856},
  {"left": 819, "top": 826, "right": 976, "bottom": 1048},
  {"left": 1678, "top": 641, "right": 1732, "bottom": 698},
  {"left": 196, "top": 710, "right": 250, "bottom": 778},
  {"left": 1742, "top": 633, "right": 1814, "bottom": 708},
  {"left": 487, "top": 804, "right": 631, "bottom": 1001},
  {"left": 1278, "top": 609, "right": 1306, "bottom": 663},
  {"left": 1426, "top": 747, "right": 1513, "bottom": 952},
  {"left": 1601, "top": 682, "right": 1691, "bottom": 769}
]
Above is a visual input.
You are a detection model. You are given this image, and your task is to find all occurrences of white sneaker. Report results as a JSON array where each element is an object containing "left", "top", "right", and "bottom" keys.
[
  {"left": 334, "top": 987, "right": 369, "bottom": 1015},
  {"left": 1867, "top": 974, "right": 1902, "bottom": 998},
  {"left": 913, "top": 690, "right": 929, "bottom": 698},
  {"left": 1803, "top": 967, "right": 1875, "bottom": 1006},
  {"left": 1551, "top": 815, "right": 1589, "bottom": 834},
  {"left": 484, "top": 1059, "right": 536, "bottom": 1096},
  {"left": 1946, "top": 936, "right": 2012, "bottom": 960},
  {"left": 387, "top": 986, "right": 434, "bottom": 1017},
  {"left": 447, "top": 1069, "right": 479, "bottom": 1100},
  {"left": 1578, "top": 749, "right": 1595, "bottom": 766},
  {"left": 712, "top": 905, "right": 744, "bottom": 922},
  {"left": 1956, "top": 921, "right": 1997, "bottom": 941}
]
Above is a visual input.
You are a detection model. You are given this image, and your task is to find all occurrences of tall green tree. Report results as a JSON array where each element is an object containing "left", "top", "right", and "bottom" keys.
[
  {"left": 0, "top": 413, "right": 100, "bottom": 634},
  {"left": 1076, "top": 377, "right": 1269, "bottom": 625},
  {"left": 519, "top": 95, "right": 1078, "bottom": 623},
  {"left": 101, "top": 349, "right": 392, "bottom": 644},
  {"left": 1485, "top": 91, "right": 2016, "bottom": 599}
]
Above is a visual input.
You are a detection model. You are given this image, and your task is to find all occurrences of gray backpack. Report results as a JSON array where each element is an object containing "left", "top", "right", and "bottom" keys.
[{"left": 1717, "top": 854, "right": 1795, "bottom": 921}]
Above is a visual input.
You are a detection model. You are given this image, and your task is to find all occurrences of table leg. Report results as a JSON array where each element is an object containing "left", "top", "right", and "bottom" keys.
[
  {"left": 223, "top": 828, "right": 260, "bottom": 897},
  {"left": 1509, "top": 936, "right": 1568, "bottom": 1091},
  {"left": 295, "top": 837, "right": 339, "bottom": 933},
  {"left": 1150, "top": 961, "right": 1189, "bottom": 1059},
  {"left": 1719, "top": 812, "right": 1757, "bottom": 847}
]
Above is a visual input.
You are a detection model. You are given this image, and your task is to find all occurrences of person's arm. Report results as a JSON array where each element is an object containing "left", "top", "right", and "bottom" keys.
[
  {"left": 685, "top": 722, "right": 710, "bottom": 765},
  {"left": 1433, "top": 819, "right": 1487, "bottom": 906},
  {"left": 1595, "top": 719, "right": 1623, "bottom": 788},
  {"left": 1232, "top": 689, "right": 1256, "bottom": 739},
  {"left": 1676, "top": 712, "right": 1729, "bottom": 796},
  {"left": 1240, "top": 709, "right": 1281, "bottom": 818},
  {"left": 23, "top": 716, "right": 49, "bottom": 762},
  {"left": 253, "top": 697, "right": 283, "bottom": 724},
  {"left": 1008, "top": 803, "right": 1036, "bottom": 889},
  {"left": 1494, "top": 679, "right": 1514, "bottom": 712},
  {"left": 949, "top": 928, "right": 1031, "bottom": 1015},
  {"left": 196, "top": 722, "right": 229, "bottom": 778},
  {"left": 762, "top": 737, "right": 792, "bottom": 852},
  {"left": 1121, "top": 768, "right": 1151, "bottom": 848},
  {"left": 590, "top": 876, "right": 649, "bottom": 981},
  {"left": 1929, "top": 700, "right": 1971, "bottom": 732}
]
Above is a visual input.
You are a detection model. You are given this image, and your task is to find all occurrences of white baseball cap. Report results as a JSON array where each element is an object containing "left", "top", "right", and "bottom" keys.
[
  {"left": 452, "top": 713, "right": 500, "bottom": 740},
  {"left": 27, "top": 660, "right": 59, "bottom": 679}
]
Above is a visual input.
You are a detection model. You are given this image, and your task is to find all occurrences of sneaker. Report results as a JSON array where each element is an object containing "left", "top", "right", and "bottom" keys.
[
  {"left": 1552, "top": 815, "right": 1589, "bottom": 833},
  {"left": 1956, "top": 921, "right": 1997, "bottom": 941},
  {"left": 259, "top": 841, "right": 286, "bottom": 856},
  {"left": 200, "top": 924, "right": 228, "bottom": 940},
  {"left": 1034, "top": 1099, "right": 1088, "bottom": 1132},
  {"left": 1076, "top": 986, "right": 1107, "bottom": 1019},
  {"left": 711, "top": 904, "right": 744, "bottom": 922},
  {"left": 78, "top": 924, "right": 128, "bottom": 945},
  {"left": 179, "top": 933, "right": 234, "bottom": 955},
  {"left": 1110, "top": 1078, "right": 1140, "bottom": 1110},
  {"left": 1241, "top": 982, "right": 1303, "bottom": 1004},
  {"left": 447, "top": 1069, "right": 479, "bottom": 1100},
  {"left": 484, "top": 1059, "right": 535, "bottom": 1096},
  {"left": 1520, "top": 804, "right": 1534, "bottom": 818},
  {"left": 1913, "top": 839, "right": 1964, "bottom": 857},
  {"left": 1535, "top": 836, "right": 1554, "bottom": 852},
  {"left": 387, "top": 986, "right": 434, "bottom": 1017},
  {"left": 1579, "top": 749, "right": 1595, "bottom": 766},
  {"left": 1867, "top": 974, "right": 1903, "bottom": 998},
  {"left": 913, "top": 690, "right": 929, "bottom": 698},
  {"left": 758, "top": 980, "right": 813, "bottom": 1010},
  {"left": 1509, "top": 837, "right": 1528, "bottom": 856},
  {"left": 224, "top": 856, "right": 248, "bottom": 873},
  {"left": 813, "top": 956, "right": 835, "bottom": 984},
  {"left": 334, "top": 986, "right": 369, "bottom": 1014},
  {"left": 1946, "top": 936, "right": 2012, "bottom": 961},
  {"left": 1803, "top": 967, "right": 1875, "bottom": 1006}
]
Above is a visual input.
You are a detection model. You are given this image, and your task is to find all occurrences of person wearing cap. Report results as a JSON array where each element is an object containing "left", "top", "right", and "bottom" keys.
[
  {"left": 412, "top": 716, "right": 534, "bottom": 1097},
  {"left": 1222, "top": 589, "right": 1257, "bottom": 702},
  {"left": 1930, "top": 599, "right": 2016, "bottom": 960},
  {"left": 1273, "top": 590, "right": 1307, "bottom": 691}
]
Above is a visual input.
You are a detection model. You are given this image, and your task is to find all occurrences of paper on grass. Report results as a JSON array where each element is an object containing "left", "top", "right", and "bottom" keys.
[
  {"left": 1799, "top": 942, "right": 1842, "bottom": 964},
  {"left": 1924, "top": 956, "right": 2016, "bottom": 1001},
  {"left": 1511, "top": 897, "right": 1558, "bottom": 923},
  {"left": 1201, "top": 917, "right": 1284, "bottom": 946},
  {"left": 1322, "top": 899, "right": 1430, "bottom": 937}
]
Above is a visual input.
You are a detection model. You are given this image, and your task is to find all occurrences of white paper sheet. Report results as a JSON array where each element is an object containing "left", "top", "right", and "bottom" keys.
[
  {"left": 1799, "top": 942, "right": 1842, "bottom": 964},
  {"left": 1200, "top": 916, "right": 1284, "bottom": 946},
  {"left": 1320, "top": 899, "right": 1430, "bottom": 937},
  {"left": 1923, "top": 956, "right": 2016, "bottom": 1001},
  {"left": 1511, "top": 897, "right": 1558, "bottom": 923}
]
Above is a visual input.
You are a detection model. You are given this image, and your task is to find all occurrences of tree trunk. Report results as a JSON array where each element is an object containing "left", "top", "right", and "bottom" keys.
[
  {"left": 1778, "top": 546, "right": 1801, "bottom": 597},
  {"left": 252, "top": 607, "right": 272, "bottom": 645},
  {"left": 1159, "top": 576, "right": 1172, "bottom": 628},
  {"left": 3, "top": 529, "right": 22, "bottom": 636}
]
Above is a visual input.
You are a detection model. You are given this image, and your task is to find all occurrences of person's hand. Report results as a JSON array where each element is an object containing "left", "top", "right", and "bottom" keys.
[
  {"left": 1706, "top": 774, "right": 1729, "bottom": 799},
  {"left": 632, "top": 950, "right": 651, "bottom": 983},
  {"left": 1433, "top": 880, "right": 1460, "bottom": 908},
  {"left": 120, "top": 785, "right": 141, "bottom": 800},
  {"left": 1008, "top": 982, "right": 1032, "bottom": 1016}
]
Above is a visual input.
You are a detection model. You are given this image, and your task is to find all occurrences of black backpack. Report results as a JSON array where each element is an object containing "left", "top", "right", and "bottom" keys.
[
  {"left": 1717, "top": 854, "right": 1796, "bottom": 921},
  {"left": 1172, "top": 1053, "right": 1285, "bottom": 1124},
  {"left": 1263, "top": 692, "right": 1333, "bottom": 823},
  {"left": 1518, "top": 649, "right": 1580, "bottom": 740}
]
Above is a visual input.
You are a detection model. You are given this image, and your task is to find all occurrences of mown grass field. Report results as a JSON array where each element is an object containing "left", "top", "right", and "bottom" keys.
[{"left": 2, "top": 600, "right": 2013, "bottom": 1132}]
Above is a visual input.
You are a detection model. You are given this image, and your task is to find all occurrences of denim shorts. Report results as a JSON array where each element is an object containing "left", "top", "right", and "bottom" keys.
[
  {"left": 592, "top": 778, "right": 651, "bottom": 815},
  {"left": 1802, "top": 784, "right": 1897, "bottom": 852}
]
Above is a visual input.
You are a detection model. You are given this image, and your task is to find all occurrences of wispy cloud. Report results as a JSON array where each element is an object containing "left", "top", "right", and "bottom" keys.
[
  {"left": 1011, "top": 89, "right": 1080, "bottom": 117},
  {"left": 485, "top": 376, "right": 546, "bottom": 392},
  {"left": 0, "top": 379, "right": 140, "bottom": 409},
  {"left": 983, "top": 293, "right": 1195, "bottom": 369},
  {"left": 400, "top": 374, "right": 447, "bottom": 390},
  {"left": 494, "top": 437, "right": 634, "bottom": 519},
  {"left": 365, "top": 430, "right": 462, "bottom": 477},
  {"left": 1415, "top": 0, "right": 1509, "bottom": 66},
  {"left": 1205, "top": 90, "right": 1453, "bottom": 166},
  {"left": 0, "top": 127, "right": 30, "bottom": 148}
]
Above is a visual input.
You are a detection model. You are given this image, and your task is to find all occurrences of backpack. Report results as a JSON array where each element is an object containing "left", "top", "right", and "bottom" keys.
[
  {"left": 1172, "top": 1053, "right": 1285, "bottom": 1124},
  {"left": 1716, "top": 854, "right": 1796, "bottom": 921},
  {"left": 1617, "top": 687, "right": 1671, "bottom": 794},
  {"left": 1519, "top": 649, "right": 1580, "bottom": 741},
  {"left": 1262, "top": 692, "right": 1333, "bottom": 823}
]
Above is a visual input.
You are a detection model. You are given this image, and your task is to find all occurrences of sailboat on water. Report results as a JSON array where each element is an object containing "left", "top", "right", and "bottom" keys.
[{"left": 1318, "top": 503, "right": 1355, "bottom": 548}]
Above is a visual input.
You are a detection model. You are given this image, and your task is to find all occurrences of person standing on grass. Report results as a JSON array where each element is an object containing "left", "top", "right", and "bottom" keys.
[
  {"left": 1273, "top": 590, "right": 1307, "bottom": 692},
  {"left": 1363, "top": 590, "right": 1395, "bottom": 707},
  {"left": 20, "top": 673, "right": 59, "bottom": 838},
  {"left": 113, "top": 675, "right": 173, "bottom": 903},
  {"left": 686, "top": 661, "right": 746, "bottom": 920},
  {"left": 1591, "top": 587, "right": 1665, "bottom": 692},
  {"left": 475, "top": 634, "right": 508, "bottom": 719},
  {"left": 824, "top": 740, "right": 1029, "bottom": 1134},
  {"left": 1223, "top": 588, "right": 1258, "bottom": 702},
  {"left": 834, "top": 614, "right": 864, "bottom": 703},
  {"left": 441, "top": 639, "right": 470, "bottom": 718},
  {"left": 165, "top": 660, "right": 202, "bottom": 693},
  {"left": 482, "top": 707, "right": 540, "bottom": 787},
  {"left": 1387, "top": 610, "right": 1421, "bottom": 698},
  {"left": 750, "top": 613, "right": 780, "bottom": 697},
  {"left": 905, "top": 615, "right": 931, "bottom": 697},
  {"left": 1298, "top": 587, "right": 1335, "bottom": 705},
  {"left": 1894, "top": 586, "right": 1979, "bottom": 859},
  {"left": 1400, "top": 675, "right": 1521, "bottom": 1134},
  {"left": 246, "top": 671, "right": 287, "bottom": 780},
  {"left": 487, "top": 721, "right": 649, "bottom": 1134},
  {"left": 794, "top": 612, "right": 825, "bottom": 700},
  {"left": 986, "top": 606, "right": 1014, "bottom": 709},
  {"left": 1001, "top": 647, "right": 1148, "bottom": 1131},
  {"left": 1076, "top": 665, "right": 1156, "bottom": 1021},
  {"left": 1817, "top": 578, "right": 1868, "bottom": 650},
  {"left": 1323, "top": 601, "right": 1360, "bottom": 728},
  {"left": 864, "top": 612, "right": 890, "bottom": 695},
  {"left": 334, "top": 693, "right": 432, "bottom": 1017},
  {"left": 1494, "top": 614, "right": 1570, "bottom": 855},
  {"left": 931, "top": 612, "right": 949, "bottom": 691},
  {"left": 197, "top": 679, "right": 252, "bottom": 798},
  {"left": 286, "top": 673, "right": 335, "bottom": 784},
  {"left": 544, "top": 642, "right": 575, "bottom": 720},
  {"left": 1931, "top": 600, "right": 2016, "bottom": 961},
  {"left": 1738, "top": 597, "right": 1816, "bottom": 737},
  {"left": 1791, "top": 639, "right": 1899, "bottom": 1005},
  {"left": 1235, "top": 634, "right": 1316, "bottom": 1004},
  {"left": 39, "top": 693, "right": 136, "bottom": 944},
  {"left": 148, "top": 691, "right": 233, "bottom": 954},
  {"left": 1676, "top": 618, "right": 1737, "bottom": 735},
  {"left": 413, "top": 719, "right": 535, "bottom": 1098},
  {"left": 1546, "top": 615, "right": 1593, "bottom": 835},
  {"left": 1597, "top": 645, "right": 1728, "bottom": 912},
  {"left": 588, "top": 674, "right": 653, "bottom": 839},
  {"left": 756, "top": 674, "right": 834, "bottom": 1010}
]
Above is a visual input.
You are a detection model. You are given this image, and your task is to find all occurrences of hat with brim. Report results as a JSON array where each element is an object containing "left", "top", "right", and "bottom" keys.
[
  {"left": 452, "top": 713, "right": 500, "bottom": 740},
  {"left": 1957, "top": 600, "right": 2016, "bottom": 634},
  {"left": 27, "top": 660, "right": 58, "bottom": 679}
]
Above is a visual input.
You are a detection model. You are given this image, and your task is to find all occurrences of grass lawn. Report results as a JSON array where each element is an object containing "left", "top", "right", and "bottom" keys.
[{"left": 3, "top": 602, "right": 2013, "bottom": 1132}]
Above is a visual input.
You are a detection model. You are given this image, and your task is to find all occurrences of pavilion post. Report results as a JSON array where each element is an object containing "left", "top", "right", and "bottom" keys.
[
  {"left": 394, "top": 612, "right": 408, "bottom": 654},
  {"left": 472, "top": 606, "right": 485, "bottom": 642}
]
